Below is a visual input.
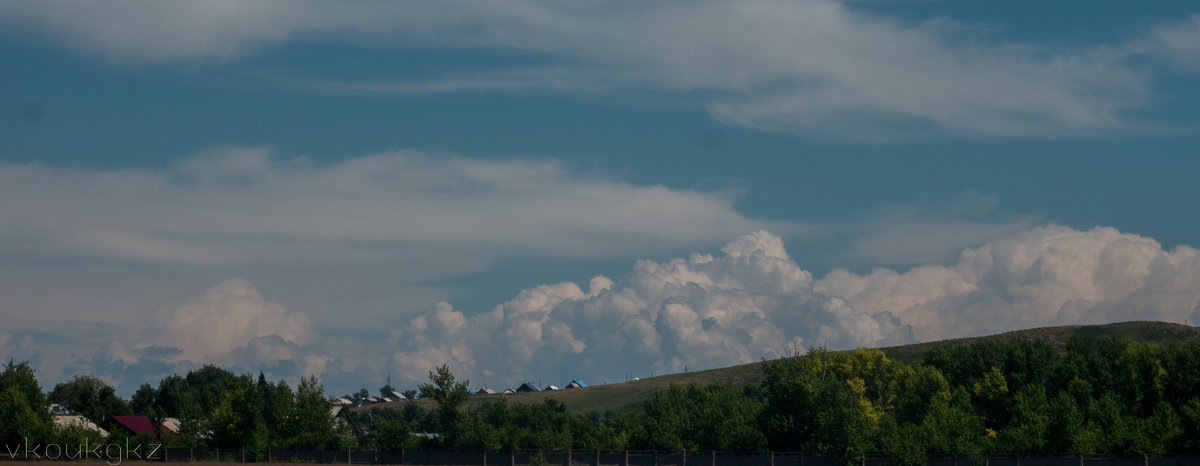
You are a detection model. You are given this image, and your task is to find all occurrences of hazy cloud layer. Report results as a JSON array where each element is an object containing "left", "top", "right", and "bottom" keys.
[
  {"left": 389, "top": 226, "right": 1200, "bottom": 388},
  {"left": 148, "top": 278, "right": 314, "bottom": 365},
  {"left": 8, "top": 223, "right": 1200, "bottom": 395},
  {"left": 3, "top": 1, "right": 1196, "bottom": 139},
  {"left": 0, "top": 146, "right": 779, "bottom": 269},
  {"left": 43, "top": 279, "right": 330, "bottom": 391},
  {"left": 845, "top": 191, "right": 1037, "bottom": 265}
]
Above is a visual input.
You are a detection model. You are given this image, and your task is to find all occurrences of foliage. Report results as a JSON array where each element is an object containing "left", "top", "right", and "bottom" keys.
[
  {"left": 10, "top": 323, "right": 1200, "bottom": 459},
  {"left": 418, "top": 364, "right": 470, "bottom": 447},
  {"left": 0, "top": 360, "right": 52, "bottom": 446},
  {"left": 117, "top": 367, "right": 344, "bottom": 452},
  {"left": 761, "top": 348, "right": 872, "bottom": 465},
  {"left": 48, "top": 374, "right": 130, "bottom": 423},
  {"left": 289, "top": 375, "right": 342, "bottom": 448},
  {"left": 634, "top": 382, "right": 765, "bottom": 451},
  {"left": 49, "top": 421, "right": 106, "bottom": 446},
  {"left": 0, "top": 385, "right": 51, "bottom": 446}
]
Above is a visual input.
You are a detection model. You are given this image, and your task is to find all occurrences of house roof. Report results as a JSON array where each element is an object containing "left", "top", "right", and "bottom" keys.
[
  {"left": 329, "top": 406, "right": 364, "bottom": 436},
  {"left": 566, "top": 379, "right": 588, "bottom": 388},
  {"left": 516, "top": 382, "right": 542, "bottom": 392},
  {"left": 388, "top": 390, "right": 407, "bottom": 400},
  {"left": 54, "top": 415, "right": 108, "bottom": 436},
  {"left": 108, "top": 416, "right": 160, "bottom": 435},
  {"left": 476, "top": 387, "right": 496, "bottom": 395},
  {"left": 160, "top": 418, "right": 181, "bottom": 434}
]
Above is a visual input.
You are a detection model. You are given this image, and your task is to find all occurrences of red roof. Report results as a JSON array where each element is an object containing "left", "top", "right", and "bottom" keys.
[{"left": 108, "top": 416, "right": 165, "bottom": 436}]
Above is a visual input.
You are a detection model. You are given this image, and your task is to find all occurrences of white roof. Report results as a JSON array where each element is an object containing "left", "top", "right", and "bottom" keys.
[
  {"left": 160, "top": 418, "right": 181, "bottom": 434},
  {"left": 54, "top": 415, "right": 108, "bottom": 436}
]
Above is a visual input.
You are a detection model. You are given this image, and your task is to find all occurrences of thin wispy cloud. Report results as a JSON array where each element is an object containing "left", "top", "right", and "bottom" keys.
[
  {"left": 846, "top": 191, "right": 1038, "bottom": 265},
  {"left": 3, "top": 1, "right": 1196, "bottom": 139}
]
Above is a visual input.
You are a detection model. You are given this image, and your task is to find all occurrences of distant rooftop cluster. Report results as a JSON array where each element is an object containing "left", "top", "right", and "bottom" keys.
[{"left": 334, "top": 379, "right": 589, "bottom": 407}]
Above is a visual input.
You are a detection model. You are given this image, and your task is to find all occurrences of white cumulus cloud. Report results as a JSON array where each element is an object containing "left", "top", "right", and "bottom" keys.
[
  {"left": 388, "top": 229, "right": 914, "bottom": 386},
  {"left": 389, "top": 226, "right": 1200, "bottom": 388},
  {"left": 148, "top": 278, "right": 315, "bottom": 365}
]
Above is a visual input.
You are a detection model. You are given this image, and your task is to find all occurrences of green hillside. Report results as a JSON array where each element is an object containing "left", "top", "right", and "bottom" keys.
[
  {"left": 357, "top": 320, "right": 1200, "bottom": 415},
  {"left": 880, "top": 319, "right": 1200, "bottom": 363}
]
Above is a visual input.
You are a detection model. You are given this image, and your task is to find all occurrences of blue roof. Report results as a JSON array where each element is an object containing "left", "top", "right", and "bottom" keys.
[
  {"left": 517, "top": 382, "right": 542, "bottom": 392},
  {"left": 570, "top": 379, "right": 588, "bottom": 388}
]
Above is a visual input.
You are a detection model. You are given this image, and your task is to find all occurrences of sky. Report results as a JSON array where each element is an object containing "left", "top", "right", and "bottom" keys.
[{"left": 1, "top": 0, "right": 1200, "bottom": 397}]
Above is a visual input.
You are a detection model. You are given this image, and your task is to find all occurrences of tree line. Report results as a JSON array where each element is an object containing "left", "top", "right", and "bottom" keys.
[
  {"left": 4, "top": 332, "right": 1200, "bottom": 465},
  {"left": 358, "top": 334, "right": 1200, "bottom": 465},
  {"left": 0, "top": 361, "right": 351, "bottom": 461}
]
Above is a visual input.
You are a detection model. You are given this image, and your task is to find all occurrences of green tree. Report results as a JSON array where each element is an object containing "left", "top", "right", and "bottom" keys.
[
  {"left": 0, "top": 360, "right": 52, "bottom": 445},
  {"left": 48, "top": 374, "right": 130, "bottom": 423},
  {"left": 130, "top": 383, "right": 157, "bottom": 416},
  {"left": 998, "top": 384, "right": 1049, "bottom": 452},
  {"left": 156, "top": 374, "right": 200, "bottom": 419},
  {"left": 762, "top": 350, "right": 872, "bottom": 465},
  {"left": 971, "top": 366, "right": 1010, "bottom": 431},
  {"left": 259, "top": 374, "right": 294, "bottom": 446},
  {"left": 828, "top": 348, "right": 905, "bottom": 426},
  {"left": 893, "top": 365, "right": 950, "bottom": 425},
  {"left": 1129, "top": 402, "right": 1182, "bottom": 454},
  {"left": 288, "top": 375, "right": 339, "bottom": 448},
  {"left": 185, "top": 365, "right": 249, "bottom": 417},
  {"left": 0, "top": 386, "right": 51, "bottom": 446},
  {"left": 0, "top": 360, "right": 49, "bottom": 415},
  {"left": 371, "top": 418, "right": 418, "bottom": 450},
  {"left": 1076, "top": 392, "right": 1130, "bottom": 453},
  {"left": 418, "top": 364, "right": 469, "bottom": 447},
  {"left": 209, "top": 387, "right": 265, "bottom": 450},
  {"left": 1046, "top": 392, "right": 1084, "bottom": 452},
  {"left": 1178, "top": 397, "right": 1200, "bottom": 451},
  {"left": 636, "top": 382, "right": 765, "bottom": 451},
  {"left": 921, "top": 387, "right": 988, "bottom": 456},
  {"left": 1164, "top": 340, "right": 1200, "bottom": 408},
  {"left": 877, "top": 415, "right": 926, "bottom": 466},
  {"left": 1115, "top": 341, "right": 1167, "bottom": 417}
]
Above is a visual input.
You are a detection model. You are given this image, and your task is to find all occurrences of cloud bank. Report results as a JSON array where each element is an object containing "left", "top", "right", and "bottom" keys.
[
  {"left": 46, "top": 278, "right": 328, "bottom": 391},
  {"left": 3, "top": 1, "right": 1197, "bottom": 139},
  {"left": 389, "top": 226, "right": 1200, "bottom": 387},
  {"left": 148, "top": 278, "right": 314, "bottom": 365},
  {"left": 0, "top": 147, "right": 779, "bottom": 270}
]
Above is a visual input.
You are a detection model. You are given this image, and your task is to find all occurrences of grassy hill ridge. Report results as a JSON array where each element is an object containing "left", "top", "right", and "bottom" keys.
[{"left": 356, "top": 320, "right": 1200, "bottom": 415}]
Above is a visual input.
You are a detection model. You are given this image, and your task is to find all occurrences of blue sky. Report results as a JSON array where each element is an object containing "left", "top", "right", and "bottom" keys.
[{"left": 2, "top": 1, "right": 1200, "bottom": 397}]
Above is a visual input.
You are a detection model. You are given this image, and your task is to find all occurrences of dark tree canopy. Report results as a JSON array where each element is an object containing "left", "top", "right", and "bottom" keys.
[{"left": 49, "top": 374, "right": 130, "bottom": 423}]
